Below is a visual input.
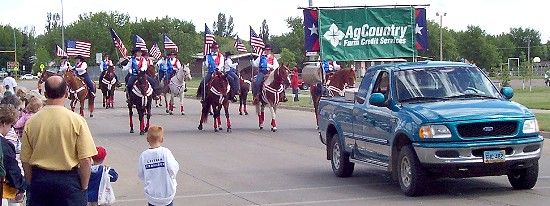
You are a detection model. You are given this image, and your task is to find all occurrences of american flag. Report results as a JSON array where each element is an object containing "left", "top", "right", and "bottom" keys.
[
  {"left": 163, "top": 34, "right": 179, "bottom": 52},
  {"left": 56, "top": 44, "right": 67, "bottom": 57},
  {"left": 135, "top": 35, "right": 147, "bottom": 50},
  {"left": 110, "top": 28, "right": 127, "bottom": 57},
  {"left": 149, "top": 42, "right": 162, "bottom": 60},
  {"left": 203, "top": 23, "right": 216, "bottom": 55},
  {"left": 66, "top": 40, "right": 91, "bottom": 58},
  {"left": 233, "top": 35, "right": 247, "bottom": 53},
  {"left": 249, "top": 26, "right": 265, "bottom": 55}
]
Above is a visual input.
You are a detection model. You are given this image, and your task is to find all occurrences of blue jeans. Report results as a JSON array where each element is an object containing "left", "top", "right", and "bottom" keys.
[
  {"left": 293, "top": 88, "right": 299, "bottom": 101},
  {"left": 158, "top": 70, "right": 166, "bottom": 82},
  {"left": 200, "top": 71, "right": 214, "bottom": 90},
  {"left": 80, "top": 73, "right": 95, "bottom": 93},
  {"left": 149, "top": 202, "right": 173, "bottom": 206},
  {"left": 28, "top": 167, "right": 86, "bottom": 206},
  {"left": 127, "top": 75, "right": 157, "bottom": 93},
  {"left": 226, "top": 71, "right": 240, "bottom": 94},
  {"left": 253, "top": 71, "right": 267, "bottom": 96}
]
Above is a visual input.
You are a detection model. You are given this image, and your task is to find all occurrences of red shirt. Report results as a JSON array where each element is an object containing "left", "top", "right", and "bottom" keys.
[{"left": 290, "top": 72, "right": 300, "bottom": 89}]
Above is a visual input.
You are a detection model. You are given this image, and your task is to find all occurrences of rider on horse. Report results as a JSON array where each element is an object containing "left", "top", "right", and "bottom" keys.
[
  {"left": 57, "top": 55, "right": 72, "bottom": 75},
  {"left": 251, "top": 44, "right": 287, "bottom": 105},
  {"left": 162, "top": 51, "right": 182, "bottom": 86},
  {"left": 99, "top": 53, "right": 118, "bottom": 85},
  {"left": 124, "top": 47, "right": 159, "bottom": 99},
  {"left": 224, "top": 51, "right": 240, "bottom": 102},
  {"left": 198, "top": 42, "right": 224, "bottom": 100},
  {"left": 74, "top": 55, "right": 96, "bottom": 97}
]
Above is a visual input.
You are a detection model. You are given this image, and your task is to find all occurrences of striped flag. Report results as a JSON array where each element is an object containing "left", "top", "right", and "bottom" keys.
[
  {"left": 110, "top": 28, "right": 127, "bottom": 57},
  {"left": 163, "top": 34, "right": 179, "bottom": 52},
  {"left": 203, "top": 23, "right": 216, "bottom": 55},
  {"left": 56, "top": 44, "right": 67, "bottom": 57},
  {"left": 65, "top": 40, "right": 91, "bottom": 57},
  {"left": 135, "top": 34, "right": 147, "bottom": 50},
  {"left": 249, "top": 26, "right": 265, "bottom": 55},
  {"left": 149, "top": 42, "right": 162, "bottom": 60},
  {"left": 233, "top": 35, "right": 247, "bottom": 53}
]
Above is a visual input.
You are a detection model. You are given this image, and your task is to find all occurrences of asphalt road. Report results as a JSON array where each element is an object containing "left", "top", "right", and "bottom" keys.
[{"left": 16, "top": 80, "right": 550, "bottom": 205}]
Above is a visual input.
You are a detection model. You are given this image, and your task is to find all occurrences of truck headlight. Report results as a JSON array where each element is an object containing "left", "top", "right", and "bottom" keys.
[
  {"left": 522, "top": 119, "right": 539, "bottom": 134},
  {"left": 419, "top": 125, "right": 452, "bottom": 138}
]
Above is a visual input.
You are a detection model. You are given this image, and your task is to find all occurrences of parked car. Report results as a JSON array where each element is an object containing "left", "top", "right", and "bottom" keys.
[
  {"left": 20, "top": 74, "right": 38, "bottom": 80},
  {"left": 297, "top": 74, "right": 310, "bottom": 90}
]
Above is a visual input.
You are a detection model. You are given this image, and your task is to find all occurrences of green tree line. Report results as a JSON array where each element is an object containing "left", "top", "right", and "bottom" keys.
[{"left": 1, "top": 11, "right": 549, "bottom": 75}]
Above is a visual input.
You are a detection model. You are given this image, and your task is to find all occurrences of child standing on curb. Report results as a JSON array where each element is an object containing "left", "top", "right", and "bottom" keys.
[
  {"left": 138, "top": 125, "right": 179, "bottom": 206},
  {"left": 88, "top": 146, "right": 118, "bottom": 206}
]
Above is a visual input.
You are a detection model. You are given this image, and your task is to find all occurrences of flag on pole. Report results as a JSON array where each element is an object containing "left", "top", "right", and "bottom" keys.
[
  {"left": 163, "top": 34, "right": 179, "bottom": 52},
  {"left": 65, "top": 40, "right": 91, "bottom": 57},
  {"left": 135, "top": 34, "right": 147, "bottom": 50},
  {"left": 249, "top": 26, "right": 265, "bottom": 55},
  {"left": 303, "top": 9, "right": 320, "bottom": 52},
  {"left": 233, "top": 35, "right": 247, "bottom": 53},
  {"left": 415, "top": 8, "right": 429, "bottom": 51},
  {"left": 203, "top": 23, "right": 216, "bottom": 55},
  {"left": 149, "top": 42, "right": 162, "bottom": 60},
  {"left": 56, "top": 44, "right": 67, "bottom": 57},
  {"left": 109, "top": 28, "right": 128, "bottom": 57}
]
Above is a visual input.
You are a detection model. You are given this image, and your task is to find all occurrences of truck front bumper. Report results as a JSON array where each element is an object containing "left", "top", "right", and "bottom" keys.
[{"left": 413, "top": 136, "right": 543, "bottom": 165}]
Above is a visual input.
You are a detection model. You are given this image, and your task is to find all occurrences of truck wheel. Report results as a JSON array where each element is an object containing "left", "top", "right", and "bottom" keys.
[
  {"left": 331, "top": 134, "right": 354, "bottom": 177},
  {"left": 507, "top": 161, "right": 538, "bottom": 190},
  {"left": 398, "top": 145, "right": 427, "bottom": 197}
]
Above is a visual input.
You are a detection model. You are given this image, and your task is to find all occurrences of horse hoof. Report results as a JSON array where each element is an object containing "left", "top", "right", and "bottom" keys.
[
  {"left": 144, "top": 127, "right": 149, "bottom": 132},
  {"left": 169, "top": 112, "right": 173, "bottom": 115},
  {"left": 159, "top": 104, "right": 163, "bottom": 107},
  {"left": 103, "top": 103, "right": 106, "bottom": 107},
  {"left": 181, "top": 112, "right": 185, "bottom": 115},
  {"left": 218, "top": 127, "right": 223, "bottom": 131},
  {"left": 227, "top": 128, "right": 232, "bottom": 133},
  {"left": 316, "top": 126, "right": 319, "bottom": 130},
  {"left": 140, "top": 131, "right": 145, "bottom": 135},
  {"left": 166, "top": 109, "right": 169, "bottom": 113},
  {"left": 259, "top": 126, "right": 263, "bottom": 130},
  {"left": 130, "top": 129, "right": 134, "bottom": 133},
  {"left": 271, "top": 127, "right": 277, "bottom": 132},
  {"left": 214, "top": 128, "right": 219, "bottom": 132},
  {"left": 90, "top": 114, "right": 93, "bottom": 117},
  {"left": 198, "top": 125, "right": 203, "bottom": 130},
  {"left": 245, "top": 112, "right": 249, "bottom": 115},
  {"left": 239, "top": 112, "right": 243, "bottom": 115},
  {"left": 156, "top": 105, "right": 159, "bottom": 107}
]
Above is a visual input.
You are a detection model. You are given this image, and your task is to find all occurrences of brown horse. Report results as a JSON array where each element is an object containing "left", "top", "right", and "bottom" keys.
[
  {"left": 145, "top": 64, "right": 163, "bottom": 107},
  {"left": 37, "top": 70, "right": 58, "bottom": 94},
  {"left": 198, "top": 71, "right": 232, "bottom": 132},
  {"left": 63, "top": 70, "right": 95, "bottom": 117},
  {"left": 255, "top": 65, "right": 290, "bottom": 132},
  {"left": 128, "top": 72, "right": 153, "bottom": 135},
  {"left": 238, "top": 76, "right": 251, "bottom": 115},
  {"left": 310, "top": 68, "right": 356, "bottom": 128},
  {"left": 99, "top": 66, "right": 117, "bottom": 109}
]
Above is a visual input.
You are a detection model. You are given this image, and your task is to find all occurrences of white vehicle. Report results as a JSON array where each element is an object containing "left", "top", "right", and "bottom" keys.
[{"left": 20, "top": 74, "right": 38, "bottom": 80}]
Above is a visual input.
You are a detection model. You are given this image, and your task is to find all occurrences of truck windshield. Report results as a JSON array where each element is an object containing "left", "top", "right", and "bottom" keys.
[{"left": 394, "top": 67, "right": 501, "bottom": 102}]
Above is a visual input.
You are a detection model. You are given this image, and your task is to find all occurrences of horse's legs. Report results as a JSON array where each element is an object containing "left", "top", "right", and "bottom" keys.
[
  {"left": 244, "top": 101, "right": 248, "bottom": 115},
  {"left": 128, "top": 103, "right": 134, "bottom": 133},
  {"left": 102, "top": 94, "right": 106, "bottom": 108},
  {"left": 139, "top": 106, "right": 145, "bottom": 135},
  {"left": 164, "top": 93, "right": 169, "bottom": 113},
  {"left": 312, "top": 95, "right": 320, "bottom": 129},
  {"left": 146, "top": 102, "right": 152, "bottom": 132},
  {"left": 224, "top": 103, "right": 231, "bottom": 132},
  {"left": 88, "top": 95, "right": 94, "bottom": 117},
  {"left": 239, "top": 103, "right": 243, "bottom": 115},
  {"left": 79, "top": 100, "right": 85, "bottom": 117},
  {"left": 198, "top": 102, "right": 209, "bottom": 130},
  {"left": 270, "top": 106, "right": 277, "bottom": 132},
  {"left": 179, "top": 92, "right": 185, "bottom": 115}
]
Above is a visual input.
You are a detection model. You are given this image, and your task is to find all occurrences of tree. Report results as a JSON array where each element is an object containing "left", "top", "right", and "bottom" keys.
[
  {"left": 225, "top": 16, "right": 234, "bottom": 38},
  {"left": 279, "top": 48, "right": 297, "bottom": 67},
  {"left": 260, "top": 19, "right": 270, "bottom": 43},
  {"left": 456, "top": 26, "right": 499, "bottom": 70},
  {"left": 213, "top": 13, "right": 226, "bottom": 37},
  {"left": 46, "top": 12, "right": 61, "bottom": 32},
  {"left": 270, "top": 16, "right": 304, "bottom": 67}
]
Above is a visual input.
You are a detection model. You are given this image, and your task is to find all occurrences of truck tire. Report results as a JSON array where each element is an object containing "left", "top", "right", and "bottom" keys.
[
  {"left": 398, "top": 145, "right": 427, "bottom": 197},
  {"left": 507, "top": 161, "right": 538, "bottom": 190},
  {"left": 331, "top": 134, "right": 354, "bottom": 177}
]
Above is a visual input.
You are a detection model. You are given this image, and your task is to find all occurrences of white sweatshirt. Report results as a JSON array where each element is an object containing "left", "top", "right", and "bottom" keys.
[{"left": 138, "top": 146, "right": 180, "bottom": 205}]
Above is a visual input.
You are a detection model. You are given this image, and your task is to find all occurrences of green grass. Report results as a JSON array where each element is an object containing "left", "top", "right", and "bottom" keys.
[
  {"left": 535, "top": 113, "right": 550, "bottom": 132},
  {"left": 510, "top": 86, "right": 550, "bottom": 110}
]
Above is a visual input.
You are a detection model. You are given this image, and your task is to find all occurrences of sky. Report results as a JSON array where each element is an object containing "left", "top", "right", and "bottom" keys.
[{"left": 1, "top": 0, "right": 548, "bottom": 41}]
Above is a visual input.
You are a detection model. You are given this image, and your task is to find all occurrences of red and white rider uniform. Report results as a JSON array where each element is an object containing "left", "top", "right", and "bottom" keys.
[{"left": 58, "top": 58, "right": 72, "bottom": 73}]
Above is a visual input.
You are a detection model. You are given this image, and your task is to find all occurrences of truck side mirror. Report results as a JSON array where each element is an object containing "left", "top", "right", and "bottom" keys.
[
  {"left": 369, "top": 93, "right": 386, "bottom": 106},
  {"left": 500, "top": 87, "right": 513, "bottom": 99}
]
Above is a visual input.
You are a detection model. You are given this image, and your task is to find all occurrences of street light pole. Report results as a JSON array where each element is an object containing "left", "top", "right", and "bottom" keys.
[
  {"left": 436, "top": 12, "right": 446, "bottom": 61},
  {"left": 61, "top": 0, "right": 65, "bottom": 50}
]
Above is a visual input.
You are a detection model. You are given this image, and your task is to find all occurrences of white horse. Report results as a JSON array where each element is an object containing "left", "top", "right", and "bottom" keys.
[{"left": 164, "top": 63, "right": 191, "bottom": 115}]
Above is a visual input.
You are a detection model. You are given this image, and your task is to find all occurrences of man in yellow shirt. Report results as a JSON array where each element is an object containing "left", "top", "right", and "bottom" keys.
[{"left": 21, "top": 75, "right": 97, "bottom": 206}]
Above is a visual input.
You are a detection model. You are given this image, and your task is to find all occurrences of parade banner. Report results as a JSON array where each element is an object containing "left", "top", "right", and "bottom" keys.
[{"left": 318, "top": 7, "right": 415, "bottom": 61}]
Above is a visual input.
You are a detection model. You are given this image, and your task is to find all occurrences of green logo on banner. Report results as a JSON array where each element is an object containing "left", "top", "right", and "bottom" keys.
[{"left": 319, "top": 7, "right": 416, "bottom": 61}]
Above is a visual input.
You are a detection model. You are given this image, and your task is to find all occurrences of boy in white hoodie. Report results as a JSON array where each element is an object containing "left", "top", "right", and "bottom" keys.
[{"left": 138, "top": 125, "right": 179, "bottom": 206}]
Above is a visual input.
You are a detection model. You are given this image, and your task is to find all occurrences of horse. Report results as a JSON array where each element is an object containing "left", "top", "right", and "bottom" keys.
[
  {"left": 164, "top": 63, "right": 191, "bottom": 115},
  {"left": 99, "top": 66, "right": 118, "bottom": 109},
  {"left": 310, "top": 68, "right": 356, "bottom": 129},
  {"left": 239, "top": 77, "right": 251, "bottom": 115},
  {"left": 198, "top": 71, "right": 232, "bottom": 132},
  {"left": 62, "top": 70, "right": 95, "bottom": 117},
  {"left": 255, "top": 65, "right": 290, "bottom": 132},
  {"left": 127, "top": 72, "right": 153, "bottom": 135},
  {"left": 145, "top": 64, "right": 163, "bottom": 107},
  {"left": 37, "top": 70, "right": 58, "bottom": 94}
]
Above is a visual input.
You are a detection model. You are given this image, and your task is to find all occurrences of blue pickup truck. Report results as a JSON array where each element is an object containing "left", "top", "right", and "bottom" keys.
[{"left": 318, "top": 61, "right": 544, "bottom": 196}]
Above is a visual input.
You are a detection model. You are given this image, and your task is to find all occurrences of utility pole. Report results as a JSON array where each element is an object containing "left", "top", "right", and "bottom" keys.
[
  {"left": 436, "top": 12, "right": 446, "bottom": 61},
  {"left": 528, "top": 39, "right": 531, "bottom": 91},
  {"left": 13, "top": 29, "right": 17, "bottom": 64},
  {"left": 61, "top": 0, "right": 65, "bottom": 50}
]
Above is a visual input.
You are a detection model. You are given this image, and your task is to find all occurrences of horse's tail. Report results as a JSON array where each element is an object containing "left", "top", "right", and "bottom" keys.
[{"left": 196, "top": 82, "right": 203, "bottom": 99}]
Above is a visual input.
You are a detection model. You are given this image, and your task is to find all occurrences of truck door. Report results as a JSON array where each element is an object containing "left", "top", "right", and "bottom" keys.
[{"left": 352, "top": 70, "right": 393, "bottom": 166}]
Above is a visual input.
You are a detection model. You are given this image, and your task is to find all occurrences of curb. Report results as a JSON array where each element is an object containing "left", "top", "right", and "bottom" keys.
[{"left": 541, "top": 131, "right": 550, "bottom": 139}]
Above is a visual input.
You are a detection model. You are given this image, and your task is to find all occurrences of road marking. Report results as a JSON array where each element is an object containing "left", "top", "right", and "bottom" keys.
[{"left": 256, "top": 195, "right": 402, "bottom": 206}]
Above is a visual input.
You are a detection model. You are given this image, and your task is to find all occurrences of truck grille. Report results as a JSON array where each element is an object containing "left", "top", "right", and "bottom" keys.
[{"left": 457, "top": 121, "right": 517, "bottom": 138}]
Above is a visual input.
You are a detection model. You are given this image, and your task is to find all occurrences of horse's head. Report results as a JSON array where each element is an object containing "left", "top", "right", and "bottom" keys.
[
  {"left": 345, "top": 68, "right": 357, "bottom": 87},
  {"left": 146, "top": 65, "right": 157, "bottom": 77},
  {"left": 38, "top": 71, "right": 56, "bottom": 84},
  {"left": 211, "top": 71, "right": 229, "bottom": 94},
  {"left": 276, "top": 65, "right": 291, "bottom": 87},
  {"left": 105, "top": 66, "right": 116, "bottom": 79},
  {"left": 183, "top": 63, "right": 192, "bottom": 81},
  {"left": 332, "top": 68, "right": 356, "bottom": 88}
]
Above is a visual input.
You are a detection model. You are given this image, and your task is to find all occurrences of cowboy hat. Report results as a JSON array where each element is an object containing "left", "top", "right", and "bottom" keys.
[
  {"left": 264, "top": 44, "right": 272, "bottom": 50},
  {"left": 169, "top": 50, "right": 177, "bottom": 55},
  {"left": 131, "top": 47, "right": 142, "bottom": 54},
  {"left": 75, "top": 55, "right": 85, "bottom": 60},
  {"left": 224, "top": 51, "right": 233, "bottom": 56},
  {"left": 211, "top": 43, "right": 219, "bottom": 49}
]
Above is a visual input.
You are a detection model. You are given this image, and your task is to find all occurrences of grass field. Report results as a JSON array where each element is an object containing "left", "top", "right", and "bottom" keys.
[
  {"left": 535, "top": 113, "right": 550, "bottom": 132},
  {"left": 510, "top": 86, "right": 550, "bottom": 110}
]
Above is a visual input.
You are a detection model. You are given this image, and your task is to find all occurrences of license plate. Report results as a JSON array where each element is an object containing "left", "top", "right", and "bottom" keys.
[{"left": 483, "top": 150, "right": 506, "bottom": 163}]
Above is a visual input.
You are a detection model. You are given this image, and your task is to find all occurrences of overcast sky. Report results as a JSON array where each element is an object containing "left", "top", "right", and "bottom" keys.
[{"left": 1, "top": 0, "right": 547, "bottom": 41}]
